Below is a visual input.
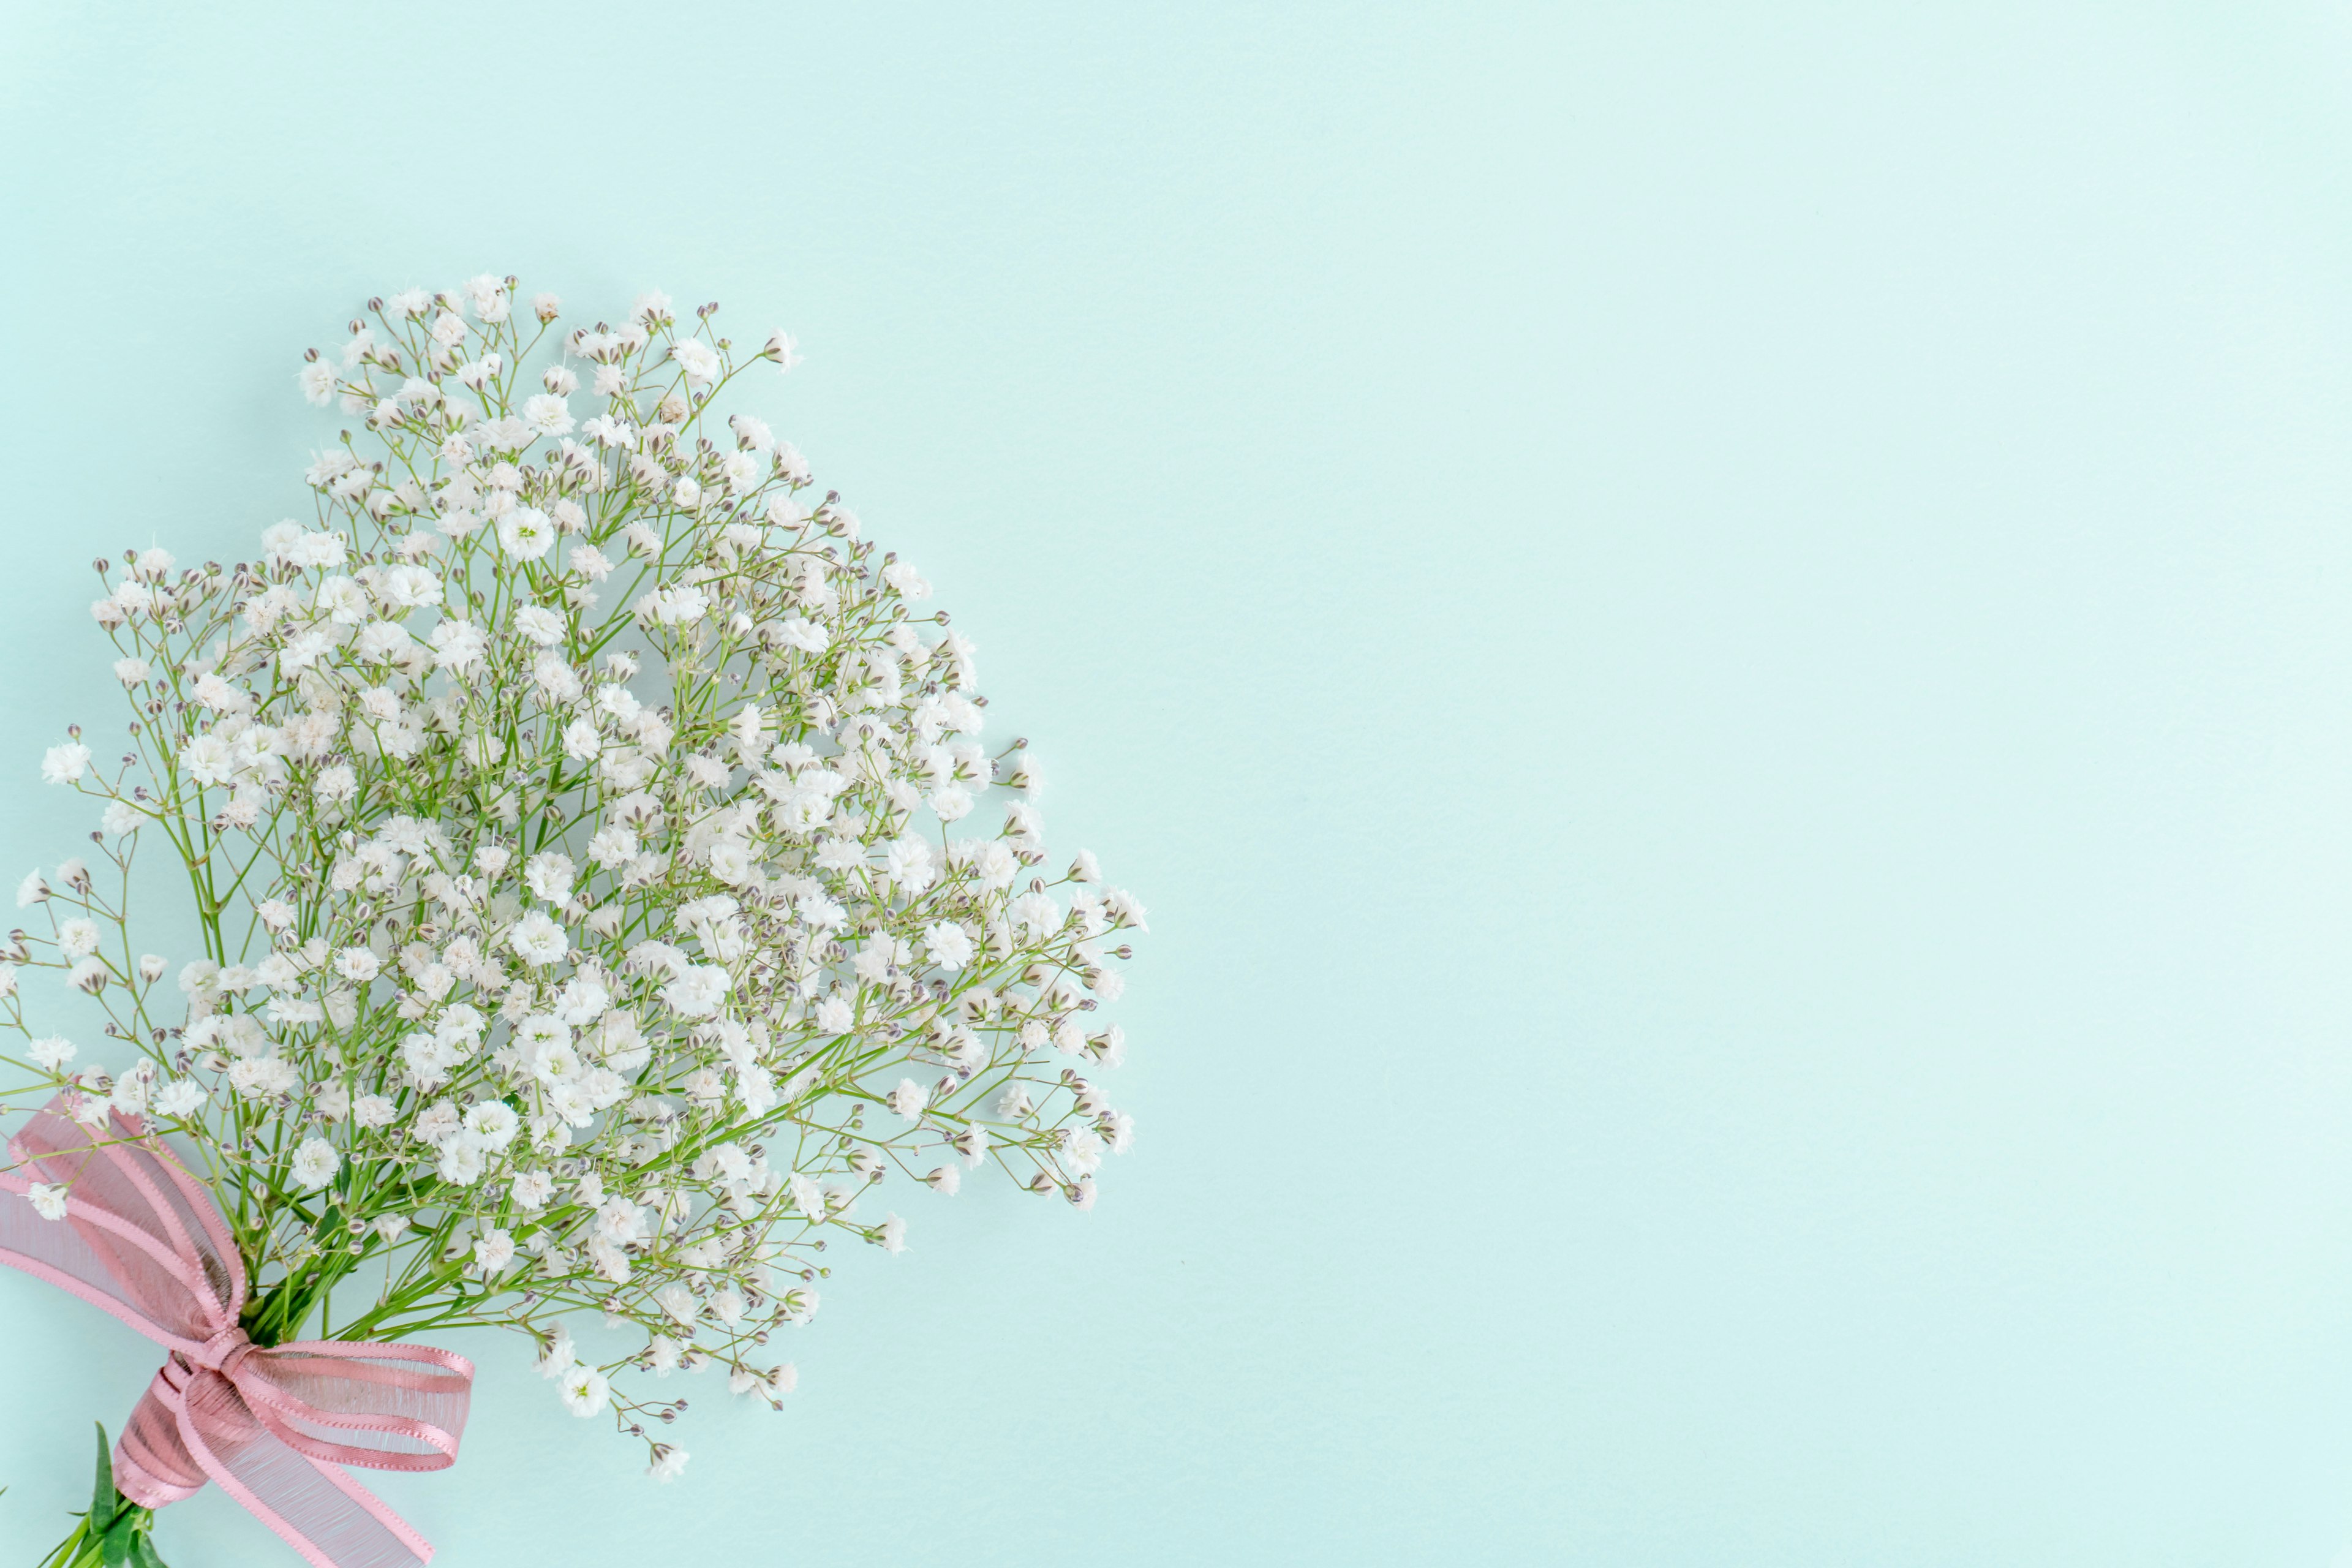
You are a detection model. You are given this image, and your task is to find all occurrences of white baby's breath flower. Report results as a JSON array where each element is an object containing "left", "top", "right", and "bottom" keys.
[
  {"left": 297, "top": 358, "right": 339, "bottom": 406},
  {"left": 40, "top": 743, "right": 90, "bottom": 784},
  {"left": 56, "top": 919, "right": 100, "bottom": 960},
  {"left": 522, "top": 393, "right": 575, "bottom": 439},
  {"left": 669, "top": 338, "right": 720, "bottom": 385},
  {"left": 559, "top": 1363, "right": 610, "bottom": 1417},
  {"left": 473, "top": 1227, "right": 516, "bottom": 1274},
  {"left": 464, "top": 273, "right": 510, "bottom": 322},
  {"left": 506, "top": 911, "right": 569, "bottom": 967},
  {"left": 514, "top": 605, "right": 565, "bottom": 646},
  {"left": 498, "top": 507, "right": 555, "bottom": 560},
  {"left": 290, "top": 1137, "right": 340, "bottom": 1191}
]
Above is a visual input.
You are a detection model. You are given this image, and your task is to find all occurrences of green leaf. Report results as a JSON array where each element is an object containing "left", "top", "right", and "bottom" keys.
[
  {"left": 88, "top": 1423, "right": 116, "bottom": 1533},
  {"left": 99, "top": 1517, "right": 133, "bottom": 1568},
  {"left": 129, "top": 1532, "right": 170, "bottom": 1568}
]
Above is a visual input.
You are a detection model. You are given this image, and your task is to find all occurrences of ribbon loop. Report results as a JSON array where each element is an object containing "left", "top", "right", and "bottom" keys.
[{"left": 0, "top": 1097, "right": 473, "bottom": 1567}]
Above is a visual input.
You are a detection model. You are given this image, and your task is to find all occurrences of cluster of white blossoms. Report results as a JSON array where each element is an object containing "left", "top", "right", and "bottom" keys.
[{"left": 2, "top": 276, "right": 1142, "bottom": 1480}]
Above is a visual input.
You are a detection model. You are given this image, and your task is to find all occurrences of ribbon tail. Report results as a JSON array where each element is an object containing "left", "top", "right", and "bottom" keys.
[
  {"left": 296, "top": 1449, "right": 439, "bottom": 1567},
  {"left": 171, "top": 1373, "right": 437, "bottom": 1568},
  {"left": 115, "top": 1380, "right": 206, "bottom": 1509}
]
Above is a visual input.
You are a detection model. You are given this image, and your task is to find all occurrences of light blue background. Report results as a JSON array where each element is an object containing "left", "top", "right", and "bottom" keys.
[{"left": 7, "top": 3, "right": 2352, "bottom": 1563}]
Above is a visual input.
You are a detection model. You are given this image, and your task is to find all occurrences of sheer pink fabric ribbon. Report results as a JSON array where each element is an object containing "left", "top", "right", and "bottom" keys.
[{"left": 0, "top": 1095, "right": 473, "bottom": 1568}]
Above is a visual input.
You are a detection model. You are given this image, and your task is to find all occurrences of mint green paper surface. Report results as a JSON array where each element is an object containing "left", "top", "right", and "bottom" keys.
[{"left": 8, "top": 4, "right": 2352, "bottom": 1563}]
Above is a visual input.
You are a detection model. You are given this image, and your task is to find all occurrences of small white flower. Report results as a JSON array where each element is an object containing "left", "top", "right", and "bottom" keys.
[
  {"left": 26, "top": 1182, "right": 69, "bottom": 1221},
  {"left": 290, "top": 1137, "right": 340, "bottom": 1191},
  {"left": 523, "top": 851, "right": 575, "bottom": 903},
  {"left": 511, "top": 1170, "right": 555, "bottom": 1208},
  {"left": 464, "top": 1101, "right": 520, "bottom": 1148},
  {"left": 56, "top": 918, "right": 100, "bottom": 960},
  {"left": 559, "top": 1363, "right": 610, "bottom": 1417},
  {"left": 514, "top": 605, "right": 566, "bottom": 646},
  {"left": 506, "top": 911, "right": 569, "bottom": 967},
  {"left": 1062, "top": 1127, "right": 1106, "bottom": 1177},
  {"left": 473, "top": 1228, "right": 516, "bottom": 1274},
  {"left": 706, "top": 839, "right": 750, "bottom": 884},
  {"left": 437, "top": 1142, "right": 486, "bottom": 1186},
  {"left": 499, "top": 507, "right": 556, "bottom": 560},
  {"left": 181, "top": 733, "right": 234, "bottom": 786},
  {"left": 660, "top": 964, "right": 729, "bottom": 1017},
  {"left": 463, "top": 273, "right": 510, "bottom": 322},
  {"left": 584, "top": 415, "right": 636, "bottom": 451},
  {"left": 1010, "top": 890, "right": 1061, "bottom": 938},
  {"left": 297, "top": 358, "right": 339, "bottom": 406},
  {"left": 924, "top": 920, "right": 974, "bottom": 970},
  {"left": 521, "top": 393, "right": 575, "bottom": 439},
  {"left": 720, "top": 450, "right": 760, "bottom": 493},
  {"left": 669, "top": 338, "right": 721, "bottom": 385},
  {"left": 41, "top": 743, "right": 91, "bottom": 785}
]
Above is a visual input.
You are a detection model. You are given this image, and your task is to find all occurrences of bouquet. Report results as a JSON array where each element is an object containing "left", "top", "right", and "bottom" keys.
[{"left": 0, "top": 275, "right": 1143, "bottom": 1567}]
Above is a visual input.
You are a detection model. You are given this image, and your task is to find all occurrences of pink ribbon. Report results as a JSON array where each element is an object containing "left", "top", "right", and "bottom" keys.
[{"left": 0, "top": 1095, "right": 473, "bottom": 1568}]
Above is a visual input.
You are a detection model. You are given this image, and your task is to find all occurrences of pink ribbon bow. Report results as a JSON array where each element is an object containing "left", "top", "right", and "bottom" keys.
[{"left": 0, "top": 1096, "right": 473, "bottom": 1568}]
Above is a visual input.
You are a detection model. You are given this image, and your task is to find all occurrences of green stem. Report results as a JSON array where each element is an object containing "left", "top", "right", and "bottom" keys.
[{"left": 36, "top": 1493, "right": 163, "bottom": 1568}]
